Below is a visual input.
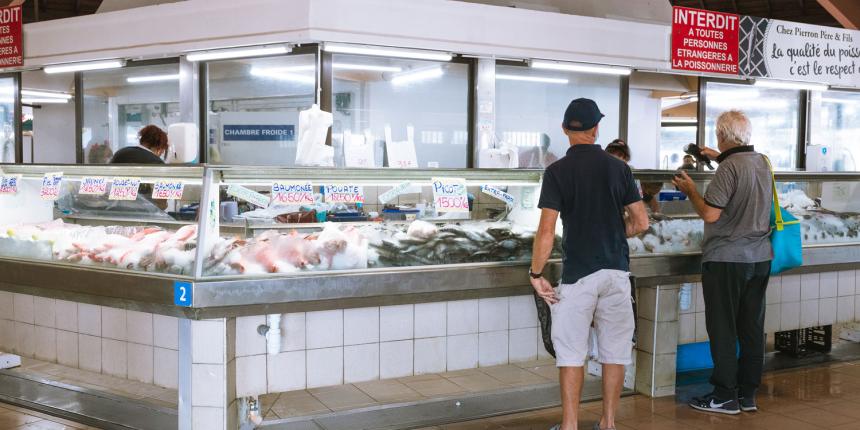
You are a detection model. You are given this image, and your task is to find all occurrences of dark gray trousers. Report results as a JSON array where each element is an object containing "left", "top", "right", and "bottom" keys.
[{"left": 701, "top": 261, "right": 771, "bottom": 400}]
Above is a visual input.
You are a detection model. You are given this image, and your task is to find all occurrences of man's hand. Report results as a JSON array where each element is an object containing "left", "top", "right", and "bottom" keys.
[
  {"left": 701, "top": 147, "right": 720, "bottom": 160},
  {"left": 672, "top": 170, "right": 697, "bottom": 196},
  {"left": 531, "top": 276, "right": 558, "bottom": 305}
]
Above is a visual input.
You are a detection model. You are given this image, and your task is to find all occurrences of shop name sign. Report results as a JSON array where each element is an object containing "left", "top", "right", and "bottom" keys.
[
  {"left": 223, "top": 125, "right": 295, "bottom": 142},
  {"left": 0, "top": 5, "right": 22, "bottom": 67},
  {"left": 432, "top": 177, "right": 469, "bottom": 213},
  {"left": 324, "top": 185, "right": 364, "bottom": 204},
  {"left": 671, "top": 7, "right": 740, "bottom": 75},
  {"left": 271, "top": 182, "right": 313, "bottom": 205}
]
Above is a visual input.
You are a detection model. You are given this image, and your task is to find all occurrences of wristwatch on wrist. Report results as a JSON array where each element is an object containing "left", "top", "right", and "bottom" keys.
[{"left": 528, "top": 268, "right": 543, "bottom": 279}]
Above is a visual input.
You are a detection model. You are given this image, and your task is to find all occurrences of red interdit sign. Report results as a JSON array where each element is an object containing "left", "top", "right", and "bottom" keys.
[
  {"left": 0, "top": 5, "right": 22, "bottom": 68},
  {"left": 671, "top": 6, "right": 739, "bottom": 75}
]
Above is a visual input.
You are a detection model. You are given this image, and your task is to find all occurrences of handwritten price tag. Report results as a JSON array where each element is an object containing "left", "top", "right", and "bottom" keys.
[
  {"left": 226, "top": 185, "right": 270, "bottom": 208},
  {"left": 271, "top": 182, "right": 314, "bottom": 205},
  {"left": 0, "top": 175, "right": 21, "bottom": 195},
  {"left": 432, "top": 177, "right": 469, "bottom": 213},
  {"left": 79, "top": 177, "right": 108, "bottom": 195},
  {"left": 109, "top": 177, "right": 141, "bottom": 201},
  {"left": 153, "top": 180, "right": 184, "bottom": 200},
  {"left": 378, "top": 181, "right": 412, "bottom": 204},
  {"left": 481, "top": 185, "right": 515, "bottom": 207},
  {"left": 40, "top": 172, "right": 63, "bottom": 201},
  {"left": 324, "top": 185, "right": 364, "bottom": 204}
]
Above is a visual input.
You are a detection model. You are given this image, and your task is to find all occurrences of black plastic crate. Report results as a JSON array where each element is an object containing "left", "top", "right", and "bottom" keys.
[{"left": 774, "top": 325, "right": 832, "bottom": 357}]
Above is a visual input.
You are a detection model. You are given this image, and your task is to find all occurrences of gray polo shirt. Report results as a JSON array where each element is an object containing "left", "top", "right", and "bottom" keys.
[{"left": 702, "top": 145, "right": 773, "bottom": 263}]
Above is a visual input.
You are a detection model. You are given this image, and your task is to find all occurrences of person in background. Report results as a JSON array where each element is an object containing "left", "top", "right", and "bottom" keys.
[
  {"left": 672, "top": 110, "right": 772, "bottom": 415},
  {"left": 531, "top": 98, "right": 649, "bottom": 430},
  {"left": 86, "top": 140, "right": 114, "bottom": 164},
  {"left": 680, "top": 154, "right": 697, "bottom": 171},
  {"left": 605, "top": 139, "right": 661, "bottom": 214},
  {"left": 110, "top": 125, "right": 168, "bottom": 164},
  {"left": 519, "top": 133, "right": 559, "bottom": 168},
  {"left": 604, "top": 139, "right": 630, "bottom": 163}
]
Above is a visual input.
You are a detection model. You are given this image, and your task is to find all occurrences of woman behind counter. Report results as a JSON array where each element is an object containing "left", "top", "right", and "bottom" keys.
[{"left": 110, "top": 125, "right": 168, "bottom": 164}]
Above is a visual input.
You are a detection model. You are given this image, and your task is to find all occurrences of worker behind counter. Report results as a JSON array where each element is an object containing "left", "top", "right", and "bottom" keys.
[{"left": 110, "top": 125, "right": 170, "bottom": 210}]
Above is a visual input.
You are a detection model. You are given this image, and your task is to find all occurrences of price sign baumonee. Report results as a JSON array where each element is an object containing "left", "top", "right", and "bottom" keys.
[{"left": 0, "top": 5, "right": 22, "bottom": 68}]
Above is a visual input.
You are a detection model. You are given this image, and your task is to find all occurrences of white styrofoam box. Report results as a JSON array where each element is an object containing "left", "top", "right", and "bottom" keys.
[
  {"left": 800, "top": 274, "right": 820, "bottom": 301},
  {"left": 78, "top": 334, "right": 101, "bottom": 373},
  {"left": 780, "top": 301, "right": 801, "bottom": 331},
  {"left": 34, "top": 326, "right": 56, "bottom": 362},
  {"left": 414, "top": 336, "right": 446, "bottom": 375},
  {"left": 14, "top": 322, "right": 34, "bottom": 357},
  {"left": 153, "top": 315, "right": 179, "bottom": 350},
  {"left": 447, "top": 300, "right": 479, "bottom": 336},
  {"left": 192, "top": 320, "right": 226, "bottom": 365},
  {"left": 838, "top": 271, "right": 856, "bottom": 297},
  {"left": 306, "top": 347, "right": 344, "bottom": 389},
  {"left": 800, "top": 300, "right": 819, "bottom": 328},
  {"left": 281, "top": 313, "right": 306, "bottom": 352},
  {"left": 0, "top": 353, "right": 20, "bottom": 369},
  {"left": 819, "top": 298, "right": 837, "bottom": 326},
  {"left": 77, "top": 304, "right": 101, "bottom": 337},
  {"left": 765, "top": 304, "right": 781, "bottom": 334},
  {"left": 127, "top": 343, "right": 154, "bottom": 384},
  {"left": 344, "top": 343, "right": 380, "bottom": 384},
  {"left": 192, "top": 407, "right": 224, "bottom": 430},
  {"left": 837, "top": 296, "right": 855, "bottom": 324},
  {"left": 267, "top": 351, "right": 306, "bottom": 393},
  {"left": 537, "top": 328, "right": 552, "bottom": 360},
  {"left": 0, "top": 319, "right": 14, "bottom": 351},
  {"left": 306, "top": 310, "right": 344, "bottom": 350},
  {"left": 344, "top": 307, "right": 380, "bottom": 346},
  {"left": 154, "top": 347, "right": 179, "bottom": 389},
  {"left": 766, "top": 277, "right": 781, "bottom": 305},
  {"left": 678, "top": 313, "right": 695, "bottom": 344},
  {"left": 56, "top": 330, "right": 78, "bottom": 367},
  {"left": 508, "top": 295, "right": 538, "bottom": 329},
  {"left": 0, "top": 291, "right": 12, "bottom": 319},
  {"left": 192, "top": 363, "right": 227, "bottom": 407},
  {"left": 819, "top": 272, "right": 838, "bottom": 299},
  {"left": 126, "top": 311, "right": 153, "bottom": 346},
  {"left": 380, "top": 305, "right": 413, "bottom": 342},
  {"left": 54, "top": 300, "right": 78, "bottom": 332},
  {"left": 446, "top": 334, "right": 478, "bottom": 371},
  {"left": 235, "top": 316, "right": 266, "bottom": 357},
  {"left": 694, "top": 312, "right": 708, "bottom": 342},
  {"left": 508, "top": 327, "right": 537, "bottom": 362},
  {"left": 380, "top": 340, "right": 413, "bottom": 379},
  {"left": 414, "top": 302, "right": 447, "bottom": 339},
  {"left": 101, "top": 307, "right": 127, "bottom": 341},
  {"left": 102, "top": 339, "right": 127, "bottom": 378},
  {"left": 33, "top": 297, "right": 56, "bottom": 328},
  {"left": 479, "top": 298, "right": 508, "bottom": 333},
  {"left": 236, "top": 354, "right": 267, "bottom": 398},
  {"left": 694, "top": 283, "right": 705, "bottom": 313},
  {"left": 781, "top": 275, "right": 801, "bottom": 303},
  {"left": 12, "top": 294, "right": 34, "bottom": 324},
  {"left": 479, "top": 331, "right": 509, "bottom": 367}
]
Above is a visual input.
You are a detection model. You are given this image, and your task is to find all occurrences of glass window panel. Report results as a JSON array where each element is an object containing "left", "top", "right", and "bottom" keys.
[
  {"left": 82, "top": 63, "right": 180, "bottom": 164},
  {"left": 704, "top": 82, "right": 799, "bottom": 170},
  {"left": 0, "top": 77, "right": 14, "bottom": 163},
  {"left": 21, "top": 71, "right": 75, "bottom": 163},
  {"left": 659, "top": 125, "right": 697, "bottom": 170},
  {"left": 495, "top": 65, "right": 621, "bottom": 168},
  {"left": 331, "top": 54, "right": 469, "bottom": 168},
  {"left": 809, "top": 90, "right": 860, "bottom": 172},
  {"left": 207, "top": 54, "right": 316, "bottom": 166}
]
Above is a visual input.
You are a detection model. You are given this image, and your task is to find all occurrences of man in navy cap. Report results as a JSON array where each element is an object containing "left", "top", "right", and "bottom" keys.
[{"left": 530, "top": 98, "right": 649, "bottom": 430}]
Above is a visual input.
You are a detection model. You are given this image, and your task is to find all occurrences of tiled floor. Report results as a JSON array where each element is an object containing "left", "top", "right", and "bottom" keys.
[
  {"left": 260, "top": 359, "right": 562, "bottom": 420},
  {"left": 0, "top": 402, "right": 99, "bottom": 430},
  {"left": 415, "top": 359, "right": 860, "bottom": 430}
]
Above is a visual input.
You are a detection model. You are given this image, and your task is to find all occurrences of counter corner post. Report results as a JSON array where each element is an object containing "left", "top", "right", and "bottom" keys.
[
  {"left": 634, "top": 283, "right": 681, "bottom": 398},
  {"left": 193, "top": 166, "right": 220, "bottom": 279},
  {"left": 178, "top": 317, "right": 238, "bottom": 430},
  {"left": 179, "top": 55, "right": 201, "bottom": 160},
  {"left": 472, "top": 57, "right": 496, "bottom": 168}
]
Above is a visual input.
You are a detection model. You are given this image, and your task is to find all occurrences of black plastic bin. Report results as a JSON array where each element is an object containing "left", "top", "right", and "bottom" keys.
[{"left": 774, "top": 325, "right": 832, "bottom": 357}]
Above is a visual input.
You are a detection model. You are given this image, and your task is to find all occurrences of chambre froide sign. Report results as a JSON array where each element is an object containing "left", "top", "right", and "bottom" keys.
[
  {"left": 0, "top": 5, "right": 22, "bottom": 67},
  {"left": 222, "top": 125, "right": 295, "bottom": 142},
  {"left": 671, "top": 6, "right": 740, "bottom": 75}
]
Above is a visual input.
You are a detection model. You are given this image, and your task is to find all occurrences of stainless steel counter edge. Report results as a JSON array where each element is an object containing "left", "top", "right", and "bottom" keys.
[{"left": 1, "top": 244, "right": 859, "bottom": 319}]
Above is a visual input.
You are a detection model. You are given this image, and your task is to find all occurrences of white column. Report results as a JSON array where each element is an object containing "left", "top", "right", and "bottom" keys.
[
  {"left": 178, "top": 317, "right": 237, "bottom": 430},
  {"left": 634, "top": 284, "right": 680, "bottom": 398}
]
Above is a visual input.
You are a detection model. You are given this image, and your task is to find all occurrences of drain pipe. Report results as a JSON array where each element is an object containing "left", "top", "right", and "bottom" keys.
[{"left": 264, "top": 314, "right": 282, "bottom": 355}]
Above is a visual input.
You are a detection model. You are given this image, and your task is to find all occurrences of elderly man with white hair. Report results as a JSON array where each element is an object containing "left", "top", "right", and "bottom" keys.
[{"left": 673, "top": 110, "right": 773, "bottom": 415}]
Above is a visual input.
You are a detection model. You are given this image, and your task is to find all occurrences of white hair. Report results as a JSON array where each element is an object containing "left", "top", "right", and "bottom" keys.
[{"left": 715, "top": 110, "right": 752, "bottom": 146}]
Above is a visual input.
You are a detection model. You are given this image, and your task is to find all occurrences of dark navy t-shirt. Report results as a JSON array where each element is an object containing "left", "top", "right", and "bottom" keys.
[{"left": 538, "top": 144, "right": 642, "bottom": 284}]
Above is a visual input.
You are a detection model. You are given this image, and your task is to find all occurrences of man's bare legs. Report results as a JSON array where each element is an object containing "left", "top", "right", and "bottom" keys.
[
  {"left": 559, "top": 366, "right": 584, "bottom": 430},
  {"left": 599, "top": 364, "right": 625, "bottom": 429}
]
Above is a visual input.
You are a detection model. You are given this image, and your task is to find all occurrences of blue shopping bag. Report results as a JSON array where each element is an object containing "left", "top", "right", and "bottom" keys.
[{"left": 765, "top": 156, "right": 802, "bottom": 275}]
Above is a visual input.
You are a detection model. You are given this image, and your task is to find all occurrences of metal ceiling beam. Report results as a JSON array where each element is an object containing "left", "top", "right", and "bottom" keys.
[
  {"left": 817, "top": 0, "right": 860, "bottom": 29},
  {"left": 731, "top": 0, "right": 738, "bottom": 13}
]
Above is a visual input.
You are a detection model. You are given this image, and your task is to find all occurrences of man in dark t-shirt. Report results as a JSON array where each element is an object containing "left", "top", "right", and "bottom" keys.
[{"left": 530, "top": 98, "right": 649, "bottom": 430}]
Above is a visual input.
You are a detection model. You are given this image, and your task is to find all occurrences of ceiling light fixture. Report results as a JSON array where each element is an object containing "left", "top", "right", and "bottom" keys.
[
  {"left": 754, "top": 79, "right": 829, "bottom": 91},
  {"left": 495, "top": 73, "right": 568, "bottom": 84},
  {"left": 127, "top": 74, "right": 181, "bottom": 83},
  {"left": 530, "top": 60, "right": 631, "bottom": 76},
  {"left": 20, "top": 89, "right": 72, "bottom": 99},
  {"left": 324, "top": 43, "right": 453, "bottom": 62},
  {"left": 22, "top": 98, "right": 69, "bottom": 104},
  {"left": 186, "top": 45, "right": 290, "bottom": 62},
  {"left": 249, "top": 67, "right": 315, "bottom": 84},
  {"left": 44, "top": 59, "right": 125, "bottom": 74},
  {"left": 390, "top": 66, "right": 444, "bottom": 86},
  {"left": 333, "top": 63, "right": 402, "bottom": 72}
]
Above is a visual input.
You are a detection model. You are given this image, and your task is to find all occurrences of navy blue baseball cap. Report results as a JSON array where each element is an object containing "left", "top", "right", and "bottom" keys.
[{"left": 563, "top": 98, "right": 604, "bottom": 131}]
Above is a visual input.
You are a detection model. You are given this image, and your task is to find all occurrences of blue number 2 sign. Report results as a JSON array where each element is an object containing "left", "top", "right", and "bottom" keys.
[{"left": 174, "top": 281, "right": 193, "bottom": 307}]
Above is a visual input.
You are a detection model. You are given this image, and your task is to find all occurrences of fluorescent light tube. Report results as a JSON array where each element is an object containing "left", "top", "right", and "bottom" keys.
[
  {"left": 530, "top": 60, "right": 631, "bottom": 76},
  {"left": 391, "top": 66, "right": 444, "bottom": 85},
  {"left": 20, "top": 89, "right": 72, "bottom": 99},
  {"left": 255, "top": 65, "right": 315, "bottom": 73},
  {"left": 127, "top": 74, "right": 180, "bottom": 83},
  {"left": 249, "top": 67, "right": 315, "bottom": 84},
  {"left": 495, "top": 73, "right": 568, "bottom": 84},
  {"left": 324, "top": 44, "right": 452, "bottom": 62},
  {"left": 186, "top": 45, "right": 289, "bottom": 62},
  {"left": 333, "top": 63, "right": 402, "bottom": 72},
  {"left": 754, "top": 79, "right": 828, "bottom": 91},
  {"left": 22, "top": 98, "right": 69, "bottom": 104},
  {"left": 44, "top": 60, "right": 125, "bottom": 74}
]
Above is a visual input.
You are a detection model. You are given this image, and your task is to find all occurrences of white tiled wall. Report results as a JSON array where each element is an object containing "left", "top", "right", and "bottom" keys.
[
  {"left": 0, "top": 294, "right": 180, "bottom": 390},
  {"left": 678, "top": 270, "right": 860, "bottom": 345}
]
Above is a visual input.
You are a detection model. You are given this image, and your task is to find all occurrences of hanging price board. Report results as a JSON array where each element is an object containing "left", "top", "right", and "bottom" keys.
[
  {"left": 79, "top": 177, "right": 108, "bottom": 195},
  {"left": 0, "top": 175, "right": 21, "bottom": 195},
  {"left": 378, "top": 181, "right": 412, "bottom": 204},
  {"left": 480, "top": 185, "right": 515, "bottom": 207},
  {"left": 109, "top": 177, "right": 141, "bottom": 201},
  {"left": 39, "top": 172, "right": 63, "bottom": 201},
  {"left": 152, "top": 180, "right": 185, "bottom": 200},
  {"left": 271, "top": 182, "right": 314, "bottom": 205},
  {"left": 324, "top": 185, "right": 364, "bottom": 203},
  {"left": 432, "top": 177, "right": 469, "bottom": 213},
  {"left": 226, "top": 185, "right": 270, "bottom": 208}
]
